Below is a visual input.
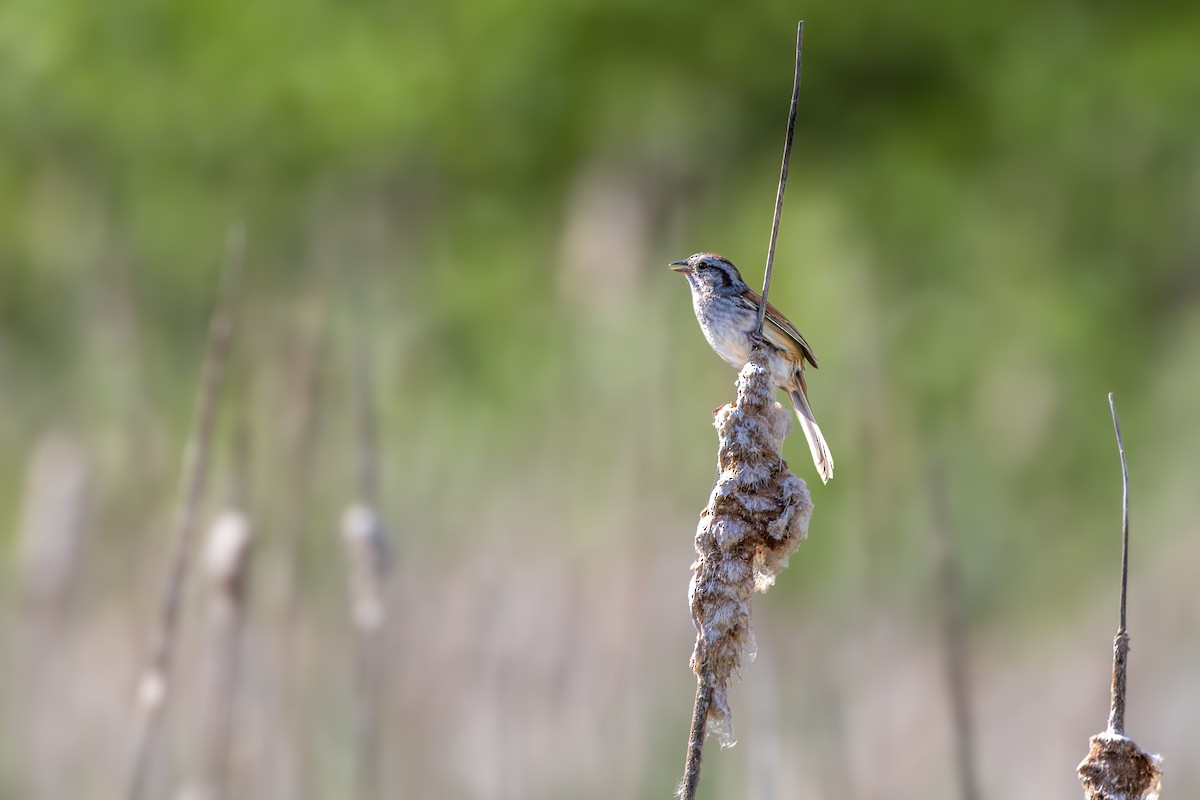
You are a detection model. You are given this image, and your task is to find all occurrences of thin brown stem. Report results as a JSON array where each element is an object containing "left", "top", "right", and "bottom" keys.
[
  {"left": 355, "top": 334, "right": 381, "bottom": 512},
  {"left": 1077, "top": 394, "right": 1159, "bottom": 798},
  {"left": 929, "top": 463, "right": 980, "bottom": 800},
  {"left": 754, "top": 20, "right": 804, "bottom": 338},
  {"left": 681, "top": 683, "right": 712, "bottom": 800},
  {"left": 199, "top": 509, "right": 253, "bottom": 800},
  {"left": 1106, "top": 392, "right": 1131, "bottom": 736},
  {"left": 354, "top": 622, "right": 385, "bottom": 800},
  {"left": 1108, "top": 393, "right": 1129, "bottom": 636},
  {"left": 126, "top": 223, "right": 245, "bottom": 800},
  {"left": 343, "top": 272, "right": 390, "bottom": 800},
  {"left": 276, "top": 302, "right": 324, "bottom": 800}
]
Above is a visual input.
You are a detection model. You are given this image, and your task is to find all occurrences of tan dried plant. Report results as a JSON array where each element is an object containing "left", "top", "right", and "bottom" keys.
[
  {"left": 680, "top": 344, "right": 812, "bottom": 797},
  {"left": 1076, "top": 395, "right": 1162, "bottom": 800}
]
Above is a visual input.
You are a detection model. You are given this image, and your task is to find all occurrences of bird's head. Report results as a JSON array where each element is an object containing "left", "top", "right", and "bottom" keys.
[{"left": 669, "top": 252, "right": 746, "bottom": 295}]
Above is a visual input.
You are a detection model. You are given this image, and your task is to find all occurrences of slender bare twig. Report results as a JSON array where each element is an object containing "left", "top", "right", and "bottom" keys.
[
  {"left": 929, "top": 464, "right": 980, "bottom": 800},
  {"left": 1076, "top": 393, "right": 1161, "bottom": 800},
  {"left": 1107, "top": 392, "right": 1130, "bottom": 736},
  {"left": 127, "top": 224, "right": 245, "bottom": 800},
  {"left": 753, "top": 20, "right": 804, "bottom": 337}
]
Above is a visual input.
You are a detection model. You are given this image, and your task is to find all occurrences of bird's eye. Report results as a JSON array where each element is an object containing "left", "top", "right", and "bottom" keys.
[{"left": 699, "top": 262, "right": 731, "bottom": 287}]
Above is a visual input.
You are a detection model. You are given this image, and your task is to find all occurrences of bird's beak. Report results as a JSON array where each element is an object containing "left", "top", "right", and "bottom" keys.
[{"left": 669, "top": 260, "right": 691, "bottom": 273}]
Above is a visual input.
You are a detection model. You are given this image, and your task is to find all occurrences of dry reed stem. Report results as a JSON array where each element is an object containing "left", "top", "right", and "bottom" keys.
[
  {"left": 342, "top": 507, "right": 390, "bottom": 800},
  {"left": 929, "top": 465, "right": 980, "bottom": 800},
  {"left": 274, "top": 302, "right": 325, "bottom": 800},
  {"left": 340, "top": 307, "right": 392, "bottom": 800},
  {"left": 198, "top": 507, "right": 254, "bottom": 800},
  {"left": 1108, "top": 392, "right": 1131, "bottom": 737},
  {"left": 127, "top": 224, "right": 245, "bottom": 800},
  {"left": 679, "top": 345, "right": 812, "bottom": 798},
  {"left": 753, "top": 20, "right": 803, "bottom": 338},
  {"left": 1075, "top": 394, "right": 1161, "bottom": 800},
  {"left": 680, "top": 684, "right": 712, "bottom": 800}
]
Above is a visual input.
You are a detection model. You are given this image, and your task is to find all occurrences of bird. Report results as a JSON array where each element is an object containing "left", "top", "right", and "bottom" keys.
[{"left": 670, "top": 252, "right": 833, "bottom": 483}]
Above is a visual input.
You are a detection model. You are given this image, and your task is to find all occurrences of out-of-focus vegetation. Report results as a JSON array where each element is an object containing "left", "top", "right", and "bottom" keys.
[{"left": 3, "top": 1, "right": 1199, "bottom": 798}]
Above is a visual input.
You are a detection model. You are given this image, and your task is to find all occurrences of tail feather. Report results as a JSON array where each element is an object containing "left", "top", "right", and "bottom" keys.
[{"left": 788, "top": 388, "right": 834, "bottom": 484}]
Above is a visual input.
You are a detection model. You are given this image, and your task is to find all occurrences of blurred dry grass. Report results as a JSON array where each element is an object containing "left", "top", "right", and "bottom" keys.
[{"left": 5, "top": 274, "right": 1200, "bottom": 798}]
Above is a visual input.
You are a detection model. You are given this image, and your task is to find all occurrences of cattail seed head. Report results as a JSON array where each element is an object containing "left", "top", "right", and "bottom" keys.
[
  {"left": 341, "top": 503, "right": 390, "bottom": 631},
  {"left": 203, "top": 509, "right": 254, "bottom": 607},
  {"left": 1077, "top": 733, "right": 1162, "bottom": 800},
  {"left": 689, "top": 346, "right": 812, "bottom": 745}
]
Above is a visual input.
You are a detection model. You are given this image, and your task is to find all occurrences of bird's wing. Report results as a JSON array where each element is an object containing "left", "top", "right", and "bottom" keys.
[{"left": 740, "top": 288, "right": 819, "bottom": 369}]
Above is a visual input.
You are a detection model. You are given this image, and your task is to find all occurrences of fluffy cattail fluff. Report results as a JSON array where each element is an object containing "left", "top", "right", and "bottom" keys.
[
  {"left": 689, "top": 345, "right": 813, "bottom": 745},
  {"left": 1077, "top": 733, "right": 1162, "bottom": 800},
  {"left": 192, "top": 508, "right": 253, "bottom": 800},
  {"left": 203, "top": 509, "right": 253, "bottom": 611},
  {"left": 204, "top": 513, "right": 253, "bottom": 594}
]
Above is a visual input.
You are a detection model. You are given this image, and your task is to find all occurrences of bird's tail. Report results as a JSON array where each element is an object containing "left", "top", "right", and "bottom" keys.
[{"left": 788, "top": 386, "right": 834, "bottom": 484}]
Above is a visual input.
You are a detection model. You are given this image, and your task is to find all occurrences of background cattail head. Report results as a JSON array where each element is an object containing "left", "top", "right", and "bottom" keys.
[
  {"left": 1077, "top": 733, "right": 1163, "bottom": 800},
  {"left": 340, "top": 503, "right": 391, "bottom": 631},
  {"left": 203, "top": 509, "right": 254, "bottom": 611}
]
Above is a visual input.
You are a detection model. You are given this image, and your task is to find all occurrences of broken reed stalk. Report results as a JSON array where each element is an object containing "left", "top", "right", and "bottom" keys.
[
  {"left": 679, "top": 346, "right": 813, "bottom": 800},
  {"left": 127, "top": 224, "right": 245, "bottom": 800},
  {"left": 929, "top": 465, "right": 980, "bottom": 800},
  {"left": 680, "top": 21, "right": 806, "bottom": 800},
  {"left": 341, "top": 310, "right": 392, "bottom": 800},
  {"left": 1076, "top": 393, "right": 1161, "bottom": 800}
]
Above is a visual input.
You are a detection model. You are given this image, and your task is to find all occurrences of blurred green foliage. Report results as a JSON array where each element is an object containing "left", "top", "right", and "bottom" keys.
[{"left": 2, "top": 0, "right": 1199, "bottom": 632}]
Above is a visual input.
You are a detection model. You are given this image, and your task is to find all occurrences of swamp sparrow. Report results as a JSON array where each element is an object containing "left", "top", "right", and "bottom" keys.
[{"left": 671, "top": 252, "right": 834, "bottom": 483}]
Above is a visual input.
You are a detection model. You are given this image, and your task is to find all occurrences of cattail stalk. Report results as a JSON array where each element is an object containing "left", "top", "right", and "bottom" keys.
[
  {"left": 274, "top": 302, "right": 324, "bottom": 800},
  {"left": 340, "top": 309, "right": 392, "bottom": 800},
  {"left": 753, "top": 20, "right": 803, "bottom": 339},
  {"left": 929, "top": 464, "right": 980, "bottom": 800},
  {"left": 198, "top": 506, "right": 254, "bottom": 800},
  {"left": 1076, "top": 394, "right": 1161, "bottom": 800},
  {"left": 126, "top": 225, "right": 245, "bottom": 800}
]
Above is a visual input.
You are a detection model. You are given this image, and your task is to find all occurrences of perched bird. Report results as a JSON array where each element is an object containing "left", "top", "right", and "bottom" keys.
[{"left": 670, "top": 252, "right": 833, "bottom": 483}]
